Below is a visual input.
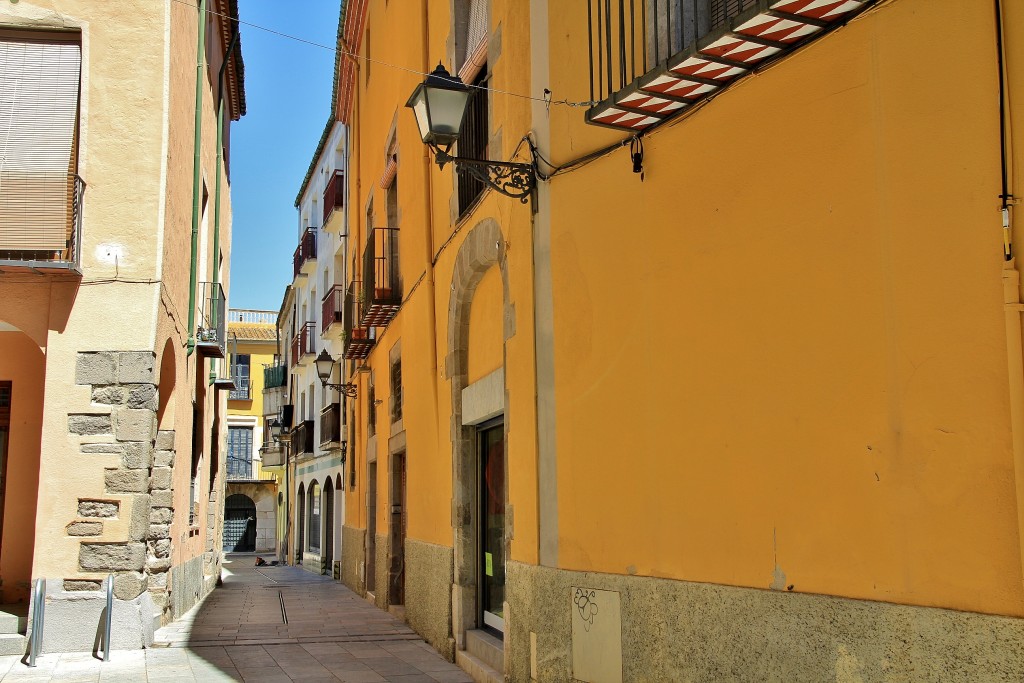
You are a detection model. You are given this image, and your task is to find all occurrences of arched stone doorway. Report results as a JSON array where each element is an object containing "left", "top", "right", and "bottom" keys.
[
  {"left": 0, "top": 321, "right": 44, "bottom": 603},
  {"left": 446, "top": 218, "right": 512, "bottom": 644},
  {"left": 223, "top": 493, "right": 256, "bottom": 552}
]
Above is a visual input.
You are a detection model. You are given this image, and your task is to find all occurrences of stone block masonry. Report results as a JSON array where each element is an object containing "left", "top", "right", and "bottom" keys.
[{"left": 64, "top": 352, "right": 187, "bottom": 634}]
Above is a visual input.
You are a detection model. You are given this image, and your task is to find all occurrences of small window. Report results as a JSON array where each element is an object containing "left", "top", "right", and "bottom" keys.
[
  {"left": 229, "top": 353, "right": 250, "bottom": 400},
  {"left": 391, "top": 358, "right": 402, "bottom": 423},
  {"left": 367, "top": 382, "right": 376, "bottom": 437}
]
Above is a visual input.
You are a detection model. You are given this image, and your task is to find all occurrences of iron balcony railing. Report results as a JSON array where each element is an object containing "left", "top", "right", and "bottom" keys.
[
  {"left": 291, "top": 321, "right": 316, "bottom": 366},
  {"left": 319, "top": 401, "right": 344, "bottom": 449},
  {"left": 196, "top": 282, "right": 227, "bottom": 358},
  {"left": 0, "top": 173, "right": 86, "bottom": 273},
  {"left": 361, "top": 227, "right": 402, "bottom": 327},
  {"left": 292, "top": 419, "right": 315, "bottom": 456},
  {"left": 292, "top": 227, "right": 317, "bottom": 278},
  {"left": 264, "top": 362, "right": 287, "bottom": 389},
  {"left": 587, "top": 0, "right": 757, "bottom": 102},
  {"left": 228, "top": 381, "right": 252, "bottom": 401},
  {"left": 322, "top": 284, "right": 345, "bottom": 335},
  {"left": 343, "top": 281, "right": 375, "bottom": 360},
  {"left": 323, "top": 170, "right": 344, "bottom": 225}
]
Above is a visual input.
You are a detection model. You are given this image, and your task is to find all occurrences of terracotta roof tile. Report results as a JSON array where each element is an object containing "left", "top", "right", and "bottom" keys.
[{"left": 228, "top": 322, "right": 277, "bottom": 342}]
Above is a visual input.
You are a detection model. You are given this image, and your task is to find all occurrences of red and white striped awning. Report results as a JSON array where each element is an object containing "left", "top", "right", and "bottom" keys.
[{"left": 586, "top": 0, "right": 870, "bottom": 132}]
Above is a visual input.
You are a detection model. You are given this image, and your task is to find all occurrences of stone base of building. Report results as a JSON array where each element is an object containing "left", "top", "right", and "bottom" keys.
[
  {"left": 32, "top": 580, "right": 155, "bottom": 653},
  {"left": 504, "top": 562, "right": 1024, "bottom": 682},
  {"left": 341, "top": 525, "right": 365, "bottom": 594},
  {"left": 170, "top": 554, "right": 208, "bottom": 622},
  {"left": 404, "top": 538, "right": 455, "bottom": 661}
]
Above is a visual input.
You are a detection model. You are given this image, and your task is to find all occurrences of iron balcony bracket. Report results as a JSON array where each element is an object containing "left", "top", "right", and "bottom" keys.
[{"left": 435, "top": 151, "right": 535, "bottom": 203}]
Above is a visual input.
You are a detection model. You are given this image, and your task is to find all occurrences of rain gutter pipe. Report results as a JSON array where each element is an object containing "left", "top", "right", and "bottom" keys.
[
  {"left": 210, "top": 29, "right": 241, "bottom": 385},
  {"left": 187, "top": 0, "right": 208, "bottom": 357}
]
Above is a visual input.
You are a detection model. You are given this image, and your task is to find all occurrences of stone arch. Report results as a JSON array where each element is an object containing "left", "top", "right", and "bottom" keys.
[
  {"left": 446, "top": 217, "right": 512, "bottom": 646},
  {"left": 157, "top": 339, "right": 176, "bottom": 430}
]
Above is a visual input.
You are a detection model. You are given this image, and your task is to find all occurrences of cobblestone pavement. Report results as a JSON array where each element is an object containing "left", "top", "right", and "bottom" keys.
[{"left": 0, "top": 554, "right": 472, "bottom": 682}]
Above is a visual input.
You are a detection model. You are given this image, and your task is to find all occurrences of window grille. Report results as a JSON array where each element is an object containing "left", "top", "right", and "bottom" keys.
[
  {"left": 391, "top": 359, "right": 402, "bottom": 423},
  {"left": 457, "top": 69, "right": 488, "bottom": 216}
]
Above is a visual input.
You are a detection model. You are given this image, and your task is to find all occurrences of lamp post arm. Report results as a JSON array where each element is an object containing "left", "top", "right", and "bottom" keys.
[
  {"left": 322, "top": 381, "right": 358, "bottom": 398},
  {"left": 435, "top": 151, "right": 535, "bottom": 203}
]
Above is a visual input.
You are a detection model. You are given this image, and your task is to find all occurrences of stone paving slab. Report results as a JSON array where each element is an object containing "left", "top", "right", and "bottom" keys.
[{"left": 0, "top": 555, "right": 470, "bottom": 682}]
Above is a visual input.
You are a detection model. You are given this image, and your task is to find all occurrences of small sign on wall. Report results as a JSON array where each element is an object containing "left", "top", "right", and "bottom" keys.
[{"left": 570, "top": 587, "right": 623, "bottom": 683}]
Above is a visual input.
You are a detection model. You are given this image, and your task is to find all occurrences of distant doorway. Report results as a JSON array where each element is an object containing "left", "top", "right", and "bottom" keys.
[
  {"left": 324, "top": 478, "right": 334, "bottom": 572},
  {"left": 388, "top": 452, "right": 406, "bottom": 606},
  {"left": 223, "top": 493, "right": 256, "bottom": 552},
  {"left": 366, "top": 462, "right": 377, "bottom": 594}
]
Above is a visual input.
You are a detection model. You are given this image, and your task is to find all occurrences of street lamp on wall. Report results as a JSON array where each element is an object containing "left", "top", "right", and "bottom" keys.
[
  {"left": 315, "top": 350, "right": 358, "bottom": 398},
  {"left": 269, "top": 419, "right": 282, "bottom": 442},
  {"left": 406, "top": 63, "right": 536, "bottom": 203}
]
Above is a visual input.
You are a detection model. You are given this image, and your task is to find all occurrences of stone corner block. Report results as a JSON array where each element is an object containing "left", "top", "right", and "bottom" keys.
[
  {"left": 79, "top": 542, "right": 146, "bottom": 572},
  {"left": 68, "top": 413, "right": 112, "bottom": 436},
  {"left": 118, "top": 352, "right": 156, "bottom": 384},
  {"left": 155, "top": 430, "right": 175, "bottom": 451},
  {"left": 66, "top": 521, "right": 103, "bottom": 537},
  {"left": 150, "top": 467, "right": 173, "bottom": 492},
  {"left": 104, "top": 468, "right": 148, "bottom": 494},
  {"left": 114, "top": 409, "right": 156, "bottom": 443},
  {"left": 76, "top": 352, "right": 117, "bottom": 385},
  {"left": 127, "top": 384, "right": 158, "bottom": 411},
  {"left": 128, "top": 494, "right": 152, "bottom": 542},
  {"left": 122, "top": 442, "right": 153, "bottom": 470},
  {"left": 150, "top": 491, "right": 174, "bottom": 509},
  {"left": 113, "top": 571, "right": 148, "bottom": 600},
  {"left": 153, "top": 450, "right": 174, "bottom": 468}
]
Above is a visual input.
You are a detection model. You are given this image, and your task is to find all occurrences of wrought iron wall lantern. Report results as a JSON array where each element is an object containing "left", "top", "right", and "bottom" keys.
[
  {"left": 406, "top": 63, "right": 536, "bottom": 203},
  {"left": 315, "top": 350, "right": 358, "bottom": 398},
  {"left": 269, "top": 419, "right": 283, "bottom": 442}
]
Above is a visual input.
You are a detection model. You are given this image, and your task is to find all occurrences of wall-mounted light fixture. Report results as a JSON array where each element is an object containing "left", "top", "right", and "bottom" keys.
[
  {"left": 315, "top": 350, "right": 358, "bottom": 397},
  {"left": 406, "top": 63, "right": 535, "bottom": 203}
]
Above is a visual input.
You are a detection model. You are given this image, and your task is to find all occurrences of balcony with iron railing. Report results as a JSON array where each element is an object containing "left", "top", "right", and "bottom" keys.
[
  {"left": 290, "top": 321, "right": 316, "bottom": 367},
  {"left": 292, "top": 227, "right": 318, "bottom": 279},
  {"left": 361, "top": 227, "right": 402, "bottom": 327},
  {"left": 321, "top": 284, "right": 345, "bottom": 337},
  {"left": 319, "top": 401, "right": 345, "bottom": 450},
  {"left": 0, "top": 173, "right": 86, "bottom": 274},
  {"left": 584, "top": 0, "right": 874, "bottom": 132},
  {"left": 196, "top": 282, "right": 227, "bottom": 358},
  {"left": 264, "top": 362, "right": 287, "bottom": 390},
  {"left": 343, "top": 281, "right": 375, "bottom": 360},
  {"left": 291, "top": 419, "right": 315, "bottom": 458},
  {"left": 322, "top": 170, "right": 344, "bottom": 228}
]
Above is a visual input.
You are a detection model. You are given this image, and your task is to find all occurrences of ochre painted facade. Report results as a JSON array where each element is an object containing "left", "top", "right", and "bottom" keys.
[{"left": 288, "top": 0, "right": 1024, "bottom": 678}]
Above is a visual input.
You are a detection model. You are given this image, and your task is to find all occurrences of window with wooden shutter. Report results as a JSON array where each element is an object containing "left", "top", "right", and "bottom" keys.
[{"left": 0, "top": 31, "right": 81, "bottom": 260}]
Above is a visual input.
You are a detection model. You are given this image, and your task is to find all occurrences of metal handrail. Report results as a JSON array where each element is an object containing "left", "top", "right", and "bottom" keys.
[
  {"left": 102, "top": 573, "right": 113, "bottom": 661},
  {"left": 27, "top": 578, "right": 45, "bottom": 667}
]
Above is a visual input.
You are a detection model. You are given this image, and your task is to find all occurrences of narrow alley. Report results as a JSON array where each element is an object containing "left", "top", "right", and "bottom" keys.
[{"left": 0, "top": 555, "right": 473, "bottom": 682}]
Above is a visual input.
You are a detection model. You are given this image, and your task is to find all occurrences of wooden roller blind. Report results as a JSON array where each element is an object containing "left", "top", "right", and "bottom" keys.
[
  {"left": 458, "top": 0, "right": 488, "bottom": 82},
  {"left": 0, "top": 35, "right": 81, "bottom": 251}
]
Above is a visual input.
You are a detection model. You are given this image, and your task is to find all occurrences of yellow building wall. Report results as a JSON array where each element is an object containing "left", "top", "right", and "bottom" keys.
[
  {"left": 343, "top": 0, "right": 541, "bottom": 563},
  {"left": 542, "top": 0, "right": 1023, "bottom": 617},
  {"left": 227, "top": 336, "right": 278, "bottom": 481}
]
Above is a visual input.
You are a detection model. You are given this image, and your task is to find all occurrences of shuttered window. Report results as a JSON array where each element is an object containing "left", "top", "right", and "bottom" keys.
[
  {"left": 0, "top": 33, "right": 81, "bottom": 252},
  {"left": 458, "top": 0, "right": 488, "bottom": 82}
]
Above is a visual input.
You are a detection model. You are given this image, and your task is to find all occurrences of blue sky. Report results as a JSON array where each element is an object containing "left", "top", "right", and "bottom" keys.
[{"left": 227, "top": 1, "right": 340, "bottom": 311}]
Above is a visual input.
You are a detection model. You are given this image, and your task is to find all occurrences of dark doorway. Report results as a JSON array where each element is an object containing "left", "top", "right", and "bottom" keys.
[
  {"left": 0, "top": 381, "right": 10, "bottom": 555},
  {"left": 479, "top": 421, "right": 505, "bottom": 636},
  {"left": 366, "top": 462, "right": 377, "bottom": 593},
  {"left": 223, "top": 493, "right": 256, "bottom": 552},
  {"left": 324, "top": 477, "right": 335, "bottom": 573},
  {"left": 388, "top": 452, "right": 406, "bottom": 606}
]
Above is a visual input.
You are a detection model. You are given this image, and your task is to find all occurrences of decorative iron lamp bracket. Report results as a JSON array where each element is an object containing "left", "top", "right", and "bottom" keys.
[
  {"left": 320, "top": 380, "right": 358, "bottom": 398},
  {"left": 434, "top": 149, "right": 535, "bottom": 203}
]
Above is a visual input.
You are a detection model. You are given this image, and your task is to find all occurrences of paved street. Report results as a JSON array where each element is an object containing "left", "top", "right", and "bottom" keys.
[{"left": 0, "top": 555, "right": 471, "bottom": 682}]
